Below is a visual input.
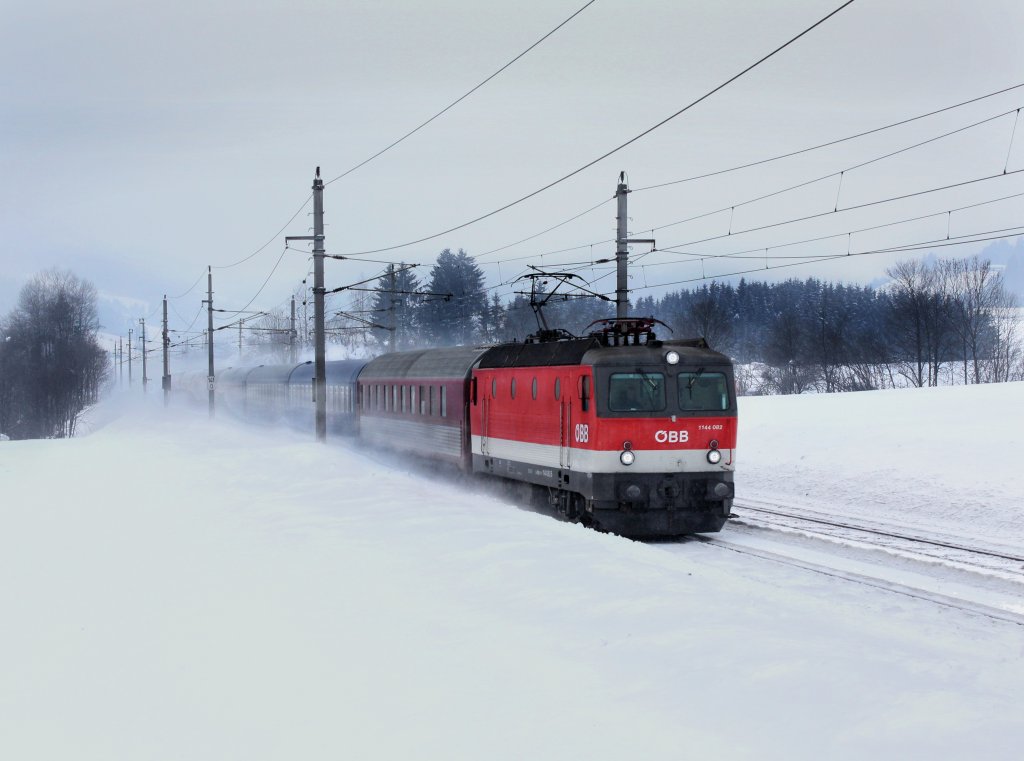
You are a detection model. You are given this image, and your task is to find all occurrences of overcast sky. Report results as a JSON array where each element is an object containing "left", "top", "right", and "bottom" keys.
[{"left": 3, "top": 0, "right": 1023, "bottom": 332}]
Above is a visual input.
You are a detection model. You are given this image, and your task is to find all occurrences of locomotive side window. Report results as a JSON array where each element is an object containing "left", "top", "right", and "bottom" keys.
[
  {"left": 678, "top": 371, "right": 730, "bottom": 411},
  {"left": 510, "top": 378, "right": 517, "bottom": 400},
  {"left": 608, "top": 372, "right": 666, "bottom": 412},
  {"left": 554, "top": 378, "right": 561, "bottom": 400},
  {"left": 531, "top": 377, "right": 538, "bottom": 400},
  {"left": 492, "top": 378, "right": 497, "bottom": 398}
]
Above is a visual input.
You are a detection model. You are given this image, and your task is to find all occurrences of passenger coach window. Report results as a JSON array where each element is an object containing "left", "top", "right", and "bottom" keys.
[
  {"left": 678, "top": 372, "right": 729, "bottom": 411},
  {"left": 441, "top": 386, "right": 447, "bottom": 417},
  {"left": 608, "top": 372, "right": 666, "bottom": 412}
]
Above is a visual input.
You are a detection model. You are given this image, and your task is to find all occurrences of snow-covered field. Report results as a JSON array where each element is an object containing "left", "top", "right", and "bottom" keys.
[{"left": 2, "top": 384, "right": 1023, "bottom": 760}]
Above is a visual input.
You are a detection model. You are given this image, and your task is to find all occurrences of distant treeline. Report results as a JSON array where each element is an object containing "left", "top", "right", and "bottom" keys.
[
  {"left": 0, "top": 270, "right": 108, "bottom": 439},
  {"left": 245, "top": 251, "right": 1022, "bottom": 394},
  {"left": 637, "top": 256, "right": 1022, "bottom": 393}
]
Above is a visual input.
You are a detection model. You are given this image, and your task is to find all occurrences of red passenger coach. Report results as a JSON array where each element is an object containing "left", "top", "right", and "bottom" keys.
[
  {"left": 471, "top": 324, "right": 736, "bottom": 536},
  {"left": 357, "top": 346, "right": 490, "bottom": 469}
]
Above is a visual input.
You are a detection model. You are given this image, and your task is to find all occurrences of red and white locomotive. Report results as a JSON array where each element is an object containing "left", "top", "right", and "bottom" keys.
[{"left": 186, "top": 318, "right": 737, "bottom": 537}]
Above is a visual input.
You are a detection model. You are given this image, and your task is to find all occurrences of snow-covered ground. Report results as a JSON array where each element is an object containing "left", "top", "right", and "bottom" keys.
[
  {"left": 1, "top": 384, "right": 1023, "bottom": 760},
  {"left": 739, "top": 383, "right": 1024, "bottom": 550}
]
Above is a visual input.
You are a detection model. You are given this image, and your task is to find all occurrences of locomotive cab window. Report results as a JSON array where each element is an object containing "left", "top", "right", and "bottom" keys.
[
  {"left": 678, "top": 371, "right": 729, "bottom": 411},
  {"left": 608, "top": 372, "right": 666, "bottom": 412}
]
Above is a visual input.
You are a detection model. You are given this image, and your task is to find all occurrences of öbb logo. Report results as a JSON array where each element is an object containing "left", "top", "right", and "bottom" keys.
[{"left": 654, "top": 429, "right": 689, "bottom": 444}]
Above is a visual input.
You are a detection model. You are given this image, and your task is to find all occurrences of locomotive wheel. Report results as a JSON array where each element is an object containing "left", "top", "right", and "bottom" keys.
[{"left": 554, "top": 490, "right": 584, "bottom": 522}]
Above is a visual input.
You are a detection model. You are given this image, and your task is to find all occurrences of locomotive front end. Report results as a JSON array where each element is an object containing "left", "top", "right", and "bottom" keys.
[{"left": 579, "top": 340, "right": 737, "bottom": 536}]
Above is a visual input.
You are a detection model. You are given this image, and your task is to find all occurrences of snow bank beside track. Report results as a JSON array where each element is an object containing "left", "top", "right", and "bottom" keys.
[{"left": 738, "top": 382, "right": 1024, "bottom": 549}]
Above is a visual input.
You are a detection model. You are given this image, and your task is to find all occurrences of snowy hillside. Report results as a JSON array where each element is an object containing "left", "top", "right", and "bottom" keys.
[{"left": 1, "top": 384, "right": 1022, "bottom": 760}]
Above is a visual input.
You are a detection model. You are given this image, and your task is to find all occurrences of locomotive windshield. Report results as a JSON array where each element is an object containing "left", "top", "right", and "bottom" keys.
[
  {"left": 678, "top": 371, "right": 729, "bottom": 412},
  {"left": 598, "top": 365, "right": 733, "bottom": 416},
  {"left": 608, "top": 372, "right": 666, "bottom": 412}
]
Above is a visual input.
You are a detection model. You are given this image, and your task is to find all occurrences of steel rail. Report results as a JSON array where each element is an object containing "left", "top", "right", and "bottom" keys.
[{"left": 732, "top": 501, "right": 1024, "bottom": 565}]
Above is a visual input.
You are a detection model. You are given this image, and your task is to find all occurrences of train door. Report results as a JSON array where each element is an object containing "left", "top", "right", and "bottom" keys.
[
  {"left": 559, "top": 376, "right": 572, "bottom": 469},
  {"left": 480, "top": 378, "right": 490, "bottom": 456}
]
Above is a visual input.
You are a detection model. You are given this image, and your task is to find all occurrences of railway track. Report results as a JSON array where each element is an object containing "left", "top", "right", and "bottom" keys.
[
  {"left": 688, "top": 532, "right": 1024, "bottom": 628},
  {"left": 729, "top": 499, "right": 1024, "bottom": 579},
  {"left": 654, "top": 498, "right": 1024, "bottom": 627}
]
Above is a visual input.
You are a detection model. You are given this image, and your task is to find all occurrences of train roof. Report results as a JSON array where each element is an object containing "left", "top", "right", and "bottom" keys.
[
  {"left": 359, "top": 346, "right": 491, "bottom": 381},
  {"left": 477, "top": 338, "right": 600, "bottom": 369},
  {"left": 325, "top": 359, "right": 368, "bottom": 384},
  {"left": 213, "top": 359, "right": 368, "bottom": 386},
  {"left": 477, "top": 335, "right": 731, "bottom": 369},
  {"left": 247, "top": 364, "right": 295, "bottom": 384},
  {"left": 217, "top": 366, "right": 261, "bottom": 385},
  {"left": 583, "top": 339, "right": 732, "bottom": 368}
]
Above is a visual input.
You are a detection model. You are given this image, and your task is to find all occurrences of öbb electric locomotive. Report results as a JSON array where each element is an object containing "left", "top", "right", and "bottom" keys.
[{"left": 183, "top": 318, "right": 737, "bottom": 537}]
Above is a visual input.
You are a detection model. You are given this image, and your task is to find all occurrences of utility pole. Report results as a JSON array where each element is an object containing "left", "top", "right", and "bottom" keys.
[
  {"left": 139, "top": 318, "right": 148, "bottom": 391},
  {"left": 128, "top": 328, "right": 133, "bottom": 386},
  {"left": 238, "top": 320, "right": 243, "bottom": 356},
  {"left": 387, "top": 263, "right": 397, "bottom": 351},
  {"left": 204, "top": 266, "right": 215, "bottom": 417},
  {"left": 286, "top": 167, "right": 326, "bottom": 442},
  {"left": 312, "top": 169, "right": 326, "bottom": 441},
  {"left": 290, "top": 295, "right": 297, "bottom": 364},
  {"left": 118, "top": 337, "right": 123, "bottom": 386},
  {"left": 162, "top": 295, "right": 170, "bottom": 405},
  {"left": 614, "top": 172, "right": 655, "bottom": 320},
  {"left": 615, "top": 176, "right": 629, "bottom": 320}
]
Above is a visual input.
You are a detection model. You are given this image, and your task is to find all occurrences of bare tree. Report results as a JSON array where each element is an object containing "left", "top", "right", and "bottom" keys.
[
  {"left": 885, "top": 259, "right": 952, "bottom": 387},
  {"left": 250, "top": 309, "right": 294, "bottom": 361},
  {"left": 986, "top": 293, "right": 1022, "bottom": 383},
  {"left": 1, "top": 270, "right": 108, "bottom": 438},
  {"left": 942, "top": 256, "right": 1007, "bottom": 384}
]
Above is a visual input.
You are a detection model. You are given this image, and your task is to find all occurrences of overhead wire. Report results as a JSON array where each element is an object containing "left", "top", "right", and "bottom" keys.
[
  {"left": 641, "top": 190, "right": 1024, "bottom": 265},
  {"left": 520, "top": 105, "right": 1024, "bottom": 265},
  {"left": 467, "top": 83, "right": 1024, "bottom": 266},
  {"left": 631, "top": 226, "right": 1024, "bottom": 294},
  {"left": 632, "top": 82, "right": 1024, "bottom": 193},
  {"left": 632, "top": 106, "right": 1022, "bottom": 240},
  {"left": 654, "top": 168, "right": 1024, "bottom": 253},
  {"left": 324, "top": 0, "right": 601, "bottom": 187},
  {"left": 341, "top": 0, "right": 858, "bottom": 257},
  {"left": 184, "top": 3, "right": 602, "bottom": 328}
]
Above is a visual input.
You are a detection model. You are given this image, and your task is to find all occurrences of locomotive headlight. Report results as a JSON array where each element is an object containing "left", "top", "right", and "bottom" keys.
[
  {"left": 619, "top": 450, "right": 636, "bottom": 466},
  {"left": 665, "top": 350, "right": 680, "bottom": 365},
  {"left": 707, "top": 449, "right": 722, "bottom": 465}
]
